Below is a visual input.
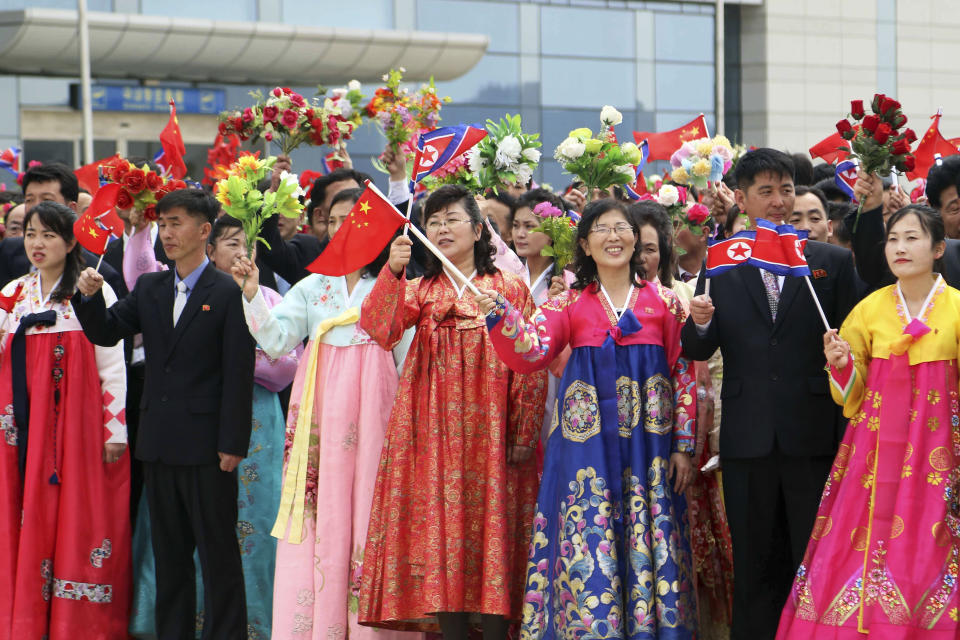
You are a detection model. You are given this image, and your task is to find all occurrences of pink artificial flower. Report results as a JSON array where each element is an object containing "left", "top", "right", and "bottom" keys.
[
  {"left": 272, "top": 87, "right": 282, "bottom": 98},
  {"left": 242, "top": 107, "right": 254, "bottom": 122},
  {"left": 289, "top": 93, "right": 306, "bottom": 107},
  {"left": 686, "top": 203, "right": 710, "bottom": 224},
  {"left": 263, "top": 105, "right": 279, "bottom": 122},
  {"left": 533, "top": 201, "right": 563, "bottom": 218},
  {"left": 281, "top": 109, "right": 299, "bottom": 129},
  {"left": 264, "top": 131, "right": 273, "bottom": 141},
  {"left": 638, "top": 193, "right": 656, "bottom": 201},
  {"left": 677, "top": 186, "right": 688, "bottom": 204}
]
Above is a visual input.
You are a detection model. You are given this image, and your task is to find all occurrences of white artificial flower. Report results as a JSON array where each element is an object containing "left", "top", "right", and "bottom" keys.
[
  {"left": 514, "top": 163, "right": 533, "bottom": 186},
  {"left": 614, "top": 164, "right": 635, "bottom": 182},
  {"left": 347, "top": 79, "right": 361, "bottom": 92},
  {"left": 521, "top": 147, "right": 541, "bottom": 163},
  {"left": 467, "top": 148, "right": 487, "bottom": 174},
  {"left": 555, "top": 136, "right": 586, "bottom": 162},
  {"left": 279, "top": 171, "right": 305, "bottom": 198},
  {"left": 657, "top": 184, "right": 679, "bottom": 206},
  {"left": 600, "top": 105, "right": 623, "bottom": 126},
  {"left": 332, "top": 88, "right": 348, "bottom": 99},
  {"left": 495, "top": 135, "right": 522, "bottom": 168},
  {"left": 340, "top": 102, "right": 354, "bottom": 120}
]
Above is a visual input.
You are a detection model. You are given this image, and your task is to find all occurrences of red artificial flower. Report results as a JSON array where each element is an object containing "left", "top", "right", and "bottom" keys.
[
  {"left": 110, "top": 163, "right": 130, "bottom": 184},
  {"left": 170, "top": 179, "right": 187, "bottom": 191},
  {"left": 143, "top": 204, "right": 157, "bottom": 221},
  {"left": 282, "top": 87, "right": 292, "bottom": 95},
  {"left": 850, "top": 100, "right": 865, "bottom": 119},
  {"left": 836, "top": 119, "right": 854, "bottom": 139},
  {"left": 687, "top": 203, "right": 710, "bottom": 224},
  {"left": 892, "top": 138, "right": 910, "bottom": 155},
  {"left": 364, "top": 102, "right": 378, "bottom": 118},
  {"left": 904, "top": 128, "right": 918, "bottom": 143},
  {"left": 281, "top": 109, "right": 299, "bottom": 129},
  {"left": 862, "top": 114, "right": 880, "bottom": 133},
  {"left": 874, "top": 122, "right": 893, "bottom": 145},
  {"left": 263, "top": 106, "right": 279, "bottom": 122},
  {"left": 122, "top": 168, "right": 147, "bottom": 194},
  {"left": 242, "top": 108, "right": 254, "bottom": 122},
  {"left": 218, "top": 122, "right": 228, "bottom": 136},
  {"left": 305, "top": 109, "right": 314, "bottom": 120},
  {"left": 145, "top": 171, "right": 162, "bottom": 191},
  {"left": 154, "top": 185, "right": 171, "bottom": 201},
  {"left": 891, "top": 112, "right": 908, "bottom": 130},
  {"left": 289, "top": 93, "right": 305, "bottom": 107},
  {"left": 272, "top": 87, "right": 282, "bottom": 98},
  {"left": 677, "top": 186, "right": 688, "bottom": 204},
  {"left": 116, "top": 188, "right": 134, "bottom": 210},
  {"left": 264, "top": 131, "right": 273, "bottom": 142},
  {"left": 904, "top": 155, "right": 916, "bottom": 171},
  {"left": 880, "top": 97, "right": 900, "bottom": 115},
  {"left": 233, "top": 117, "right": 244, "bottom": 132},
  {"left": 871, "top": 93, "right": 886, "bottom": 113}
]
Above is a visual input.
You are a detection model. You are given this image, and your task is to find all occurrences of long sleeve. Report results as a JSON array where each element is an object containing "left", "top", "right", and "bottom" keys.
[
  {"left": 258, "top": 214, "right": 321, "bottom": 285},
  {"left": 828, "top": 302, "right": 870, "bottom": 417},
  {"left": 219, "top": 288, "right": 256, "bottom": 456},
  {"left": 680, "top": 271, "right": 720, "bottom": 361},
  {"left": 241, "top": 283, "right": 310, "bottom": 359},
  {"left": 252, "top": 286, "right": 300, "bottom": 392},
  {"left": 503, "top": 279, "right": 548, "bottom": 448},
  {"left": 660, "top": 284, "right": 696, "bottom": 455},
  {"left": 122, "top": 225, "right": 165, "bottom": 292},
  {"left": 486, "top": 292, "right": 572, "bottom": 374},
  {"left": 846, "top": 204, "right": 892, "bottom": 291},
  {"left": 360, "top": 265, "right": 422, "bottom": 350},
  {"left": 92, "top": 284, "right": 127, "bottom": 444},
  {"left": 73, "top": 283, "right": 142, "bottom": 346}
]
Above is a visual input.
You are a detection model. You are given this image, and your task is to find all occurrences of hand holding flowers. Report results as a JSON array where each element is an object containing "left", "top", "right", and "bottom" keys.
[{"left": 531, "top": 201, "right": 579, "bottom": 272}]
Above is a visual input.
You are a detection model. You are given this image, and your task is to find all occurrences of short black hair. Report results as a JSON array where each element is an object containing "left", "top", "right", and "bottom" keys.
[
  {"left": 310, "top": 168, "right": 372, "bottom": 213},
  {"left": 791, "top": 153, "right": 814, "bottom": 186},
  {"left": 156, "top": 188, "right": 218, "bottom": 224},
  {"left": 509, "top": 188, "right": 564, "bottom": 228},
  {"left": 21, "top": 163, "right": 79, "bottom": 204},
  {"left": 329, "top": 187, "right": 364, "bottom": 213},
  {"left": 794, "top": 185, "right": 828, "bottom": 212},
  {"left": 0, "top": 190, "right": 21, "bottom": 205},
  {"left": 734, "top": 148, "right": 794, "bottom": 192},
  {"left": 814, "top": 177, "right": 851, "bottom": 203},
  {"left": 483, "top": 188, "right": 517, "bottom": 212},
  {"left": 925, "top": 155, "right": 960, "bottom": 210},
  {"left": 811, "top": 162, "right": 837, "bottom": 184},
  {"left": 827, "top": 200, "right": 854, "bottom": 223},
  {"left": 209, "top": 214, "right": 243, "bottom": 246}
]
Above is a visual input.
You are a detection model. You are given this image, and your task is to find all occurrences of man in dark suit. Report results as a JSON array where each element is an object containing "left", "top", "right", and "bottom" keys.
[
  {"left": 849, "top": 159, "right": 960, "bottom": 290},
  {"left": 74, "top": 189, "right": 255, "bottom": 640},
  {"left": 681, "top": 149, "right": 860, "bottom": 639}
]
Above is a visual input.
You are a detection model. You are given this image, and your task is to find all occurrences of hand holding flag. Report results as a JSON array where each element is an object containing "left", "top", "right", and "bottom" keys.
[{"left": 73, "top": 183, "right": 124, "bottom": 258}]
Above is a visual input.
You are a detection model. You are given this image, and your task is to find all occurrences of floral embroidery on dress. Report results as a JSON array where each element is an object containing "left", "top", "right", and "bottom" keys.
[
  {"left": 643, "top": 373, "right": 672, "bottom": 435},
  {"left": 326, "top": 623, "right": 345, "bottom": 640},
  {"left": 342, "top": 422, "right": 358, "bottom": 451},
  {"left": 237, "top": 520, "right": 255, "bottom": 555},
  {"left": 53, "top": 578, "right": 113, "bottom": 603},
  {"left": 561, "top": 380, "right": 600, "bottom": 442},
  {"left": 296, "top": 588, "right": 315, "bottom": 607},
  {"left": 0, "top": 404, "right": 15, "bottom": 446},
  {"left": 292, "top": 614, "right": 313, "bottom": 634},
  {"left": 616, "top": 375, "right": 641, "bottom": 437},
  {"left": 348, "top": 545, "right": 364, "bottom": 614},
  {"left": 41, "top": 559, "right": 52, "bottom": 602},
  {"left": 89, "top": 539, "right": 112, "bottom": 568}
]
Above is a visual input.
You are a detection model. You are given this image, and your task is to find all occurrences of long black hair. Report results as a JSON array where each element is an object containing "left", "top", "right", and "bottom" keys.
[
  {"left": 23, "top": 202, "right": 83, "bottom": 303},
  {"left": 571, "top": 198, "right": 646, "bottom": 290},
  {"left": 628, "top": 200, "right": 675, "bottom": 288},
  {"left": 328, "top": 187, "right": 391, "bottom": 278},
  {"left": 421, "top": 184, "right": 497, "bottom": 279}
]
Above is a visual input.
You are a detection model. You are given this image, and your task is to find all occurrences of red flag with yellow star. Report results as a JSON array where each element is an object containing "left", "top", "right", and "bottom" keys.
[
  {"left": 907, "top": 110, "right": 960, "bottom": 180},
  {"left": 158, "top": 100, "right": 188, "bottom": 179},
  {"left": 306, "top": 180, "right": 407, "bottom": 276},
  {"left": 632, "top": 114, "right": 709, "bottom": 161},
  {"left": 73, "top": 183, "right": 124, "bottom": 255}
]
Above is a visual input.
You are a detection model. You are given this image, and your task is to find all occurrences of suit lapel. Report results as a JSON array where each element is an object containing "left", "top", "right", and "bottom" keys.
[
  {"left": 150, "top": 269, "right": 176, "bottom": 342},
  {"left": 772, "top": 275, "right": 802, "bottom": 332},
  {"left": 738, "top": 266, "right": 774, "bottom": 326},
  {"left": 167, "top": 263, "right": 216, "bottom": 356}
]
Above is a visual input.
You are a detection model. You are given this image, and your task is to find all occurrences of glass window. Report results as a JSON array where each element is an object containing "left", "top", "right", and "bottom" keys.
[
  {"left": 541, "top": 6, "right": 633, "bottom": 59},
  {"left": 655, "top": 62, "right": 713, "bottom": 112},
  {"left": 433, "top": 54, "right": 520, "bottom": 106},
  {"left": 141, "top": 0, "right": 255, "bottom": 21},
  {"left": 23, "top": 140, "right": 74, "bottom": 167},
  {"left": 284, "top": 0, "right": 393, "bottom": 29},
  {"left": 654, "top": 13, "right": 713, "bottom": 63},
  {"left": 417, "top": 0, "right": 519, "bottom": 54},
  {"left": 541, "top": 58, "right": 634, "bottom": 108},
  {"left": 127, "top": 141, "right": 208, "bottom": 180},
  {"left": 18, "top": 77, "right": 71, "bottom": 107}
]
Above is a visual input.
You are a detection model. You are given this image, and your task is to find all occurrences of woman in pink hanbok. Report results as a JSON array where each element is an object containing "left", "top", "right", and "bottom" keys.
[{"left": 777, "top": 205, "right": 960, "bottom": 638}]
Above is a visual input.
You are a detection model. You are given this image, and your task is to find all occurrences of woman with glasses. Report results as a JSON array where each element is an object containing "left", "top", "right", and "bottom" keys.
[
  {"left": 357, "top": 185, "right": 547, "bottom": 640},
  {"left": 477, "top": 198, "right": 698, "bottom": 640}
]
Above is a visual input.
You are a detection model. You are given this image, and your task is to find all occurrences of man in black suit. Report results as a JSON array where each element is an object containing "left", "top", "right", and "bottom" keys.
[
  {"left": 74, "top": 189, "right": 255, "bottom": 640},
  {"left": 849, "top": 159, "right": 960, "bottom": 290},
  {"left": 681, "top": 149, "right": 860, "bottom": 639}
]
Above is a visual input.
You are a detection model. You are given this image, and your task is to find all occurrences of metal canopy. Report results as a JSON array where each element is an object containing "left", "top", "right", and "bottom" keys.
[{"left": 0, "top": 9, "right": 488, "bottom": 84}]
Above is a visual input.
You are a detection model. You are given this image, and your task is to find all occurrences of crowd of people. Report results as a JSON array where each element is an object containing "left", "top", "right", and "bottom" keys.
[{"left": 0, "top": 128, "right": 959, "bottom": 640}]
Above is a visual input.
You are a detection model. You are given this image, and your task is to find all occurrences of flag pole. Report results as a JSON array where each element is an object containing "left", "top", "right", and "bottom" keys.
[
  {"left": 402, "top": 193, "right": 413, "bottom": 238},
  {"left": 803, "top": 275, "right": 831, "bottom": 332},
  {"left": 77, "top": 0, "right": 94, "bottom": 164},
  {"left": 704, "top": 277, "right": 711, "bottom": 299},
  {"left": 95, "top": 253, "right": 105, "bottom": 272}
]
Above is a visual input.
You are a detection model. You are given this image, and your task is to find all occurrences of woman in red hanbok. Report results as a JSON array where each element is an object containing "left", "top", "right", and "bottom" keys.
[
  {"left": 0, "top": 202, "right": 129, "bottom": 640},
  {"left": 358, "top": 185, "right": 547, "bottom": 640}
]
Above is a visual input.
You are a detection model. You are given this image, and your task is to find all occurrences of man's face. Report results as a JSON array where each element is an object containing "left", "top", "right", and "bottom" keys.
[
  {"left": 24, "top": 180, "right": 70, "bottom": 209},
  {"left": 158, "top": 207, "right": 210, "bottom": 264},
  {"left": 938, "top": 185, "right": 960, "bottom": 239},
  {"left": 277, "top": 212, "right": 303, "bottom": 241},
  {"left": 478, "top": 198, "right": 511, "bottom": 243},
  {"left": 735, "top": 171, "right": 795, "bottom": 225},
  {"left": 320, "top": 179, "right": 360, "bottom": 219},
  {"left": 4, "top": 204, "right": 24, "bottom": 238},
  {"left": 789, "top": 193, "right": 832, "bottom": 243},
  {"left": 310, "top": 206, "right": 329, "bottom": 242}
]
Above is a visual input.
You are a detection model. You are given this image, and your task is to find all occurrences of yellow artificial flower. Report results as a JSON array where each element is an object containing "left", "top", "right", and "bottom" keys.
[
  {"left": 670, "top": 167, "right": 690, "bottom": 184},
  {"left": 692, "top": 158, "right": 712, "bottom": 177},
  {"left": 583, "top": 138, "right": 603, "bottom": 153},
  {"left": 712, "top": 135, "right": 732, "bottom": 149},
  {"left": 696, "top": 139, "right": 714, "bottom": 157},
  {"left": 569, "top": 127, "right": 593, "bottom": 141}
]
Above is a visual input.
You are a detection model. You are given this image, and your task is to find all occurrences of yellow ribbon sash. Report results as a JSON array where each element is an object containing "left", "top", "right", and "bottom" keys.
[{"left": 271, "top": 306, "right": 360, "bottom": 543}]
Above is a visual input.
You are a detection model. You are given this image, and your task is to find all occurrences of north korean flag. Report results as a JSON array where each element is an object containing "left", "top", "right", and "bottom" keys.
[
  {"left": 623, "top": 139, "right": 651, "bottom": 200},
  {"left": 834, "top": 159, "right": 858, "bottom": 200},
  {"left": 705, "top": 230, "right": 755, "bottom": 277},
  {"left": 747, "top": 219, "right": 810, "bottom": 277},
  {"left": 409, "top": 124, "right": 487, "bottom": 191}
]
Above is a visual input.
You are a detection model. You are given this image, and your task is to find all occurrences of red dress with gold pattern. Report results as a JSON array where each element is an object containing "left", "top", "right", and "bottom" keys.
[{"left": 357, "top": 266, "right": 547, "bottom": 632}]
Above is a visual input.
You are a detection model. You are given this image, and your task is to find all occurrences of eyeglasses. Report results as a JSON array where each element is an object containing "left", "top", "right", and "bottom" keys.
[
  {"left": 590, "top": 223, "right": 634, "bottom": 237},
  {"left": 426, "top": 218, "right": 471, "bottom": 231}
]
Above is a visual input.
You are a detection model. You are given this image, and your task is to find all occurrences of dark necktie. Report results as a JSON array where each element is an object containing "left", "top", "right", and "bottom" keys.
[
  {"left": 680, "top": 272, "right": 695, "bottom": 283},
  {"left": 12, "top": 310, "right": 58, "bottom": 478}
]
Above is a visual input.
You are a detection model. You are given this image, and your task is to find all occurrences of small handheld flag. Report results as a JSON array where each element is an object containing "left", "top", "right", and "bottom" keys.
[
  {"left": 834, "top": 159, "right": 859, "bottom": 200},
  {"left": 410, "top": 124, "right": 488, "bottom": 191},
  {"left": 705, "top": 230, "right": 755, "bottom": 277},
  {"left": 623, "top": 140, "right": 651, "bottom": 200},
  {"left": 73, "top": 183, "right": 124, "bottom": 256},
  {"left": 0, "top": 147, "right": 20, "bottom": 180},
  {"left": 747, "top": 219, "right": 810, "bottom": 277},
  {"left": 157, "top": 100, "right": 187, "bottom": 179},
  {"left": 0, "top": 282, "right": 23, "bottom": 313},
  {"left": 632, "top": 114, "right": 709, "bottom": 162}
]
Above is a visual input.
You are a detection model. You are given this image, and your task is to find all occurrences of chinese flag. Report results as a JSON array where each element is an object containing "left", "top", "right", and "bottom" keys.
[
  {"left": 809, "top": 130, "right": 854, "bottom": 164},
  {"left": 907, "top": 111, "right": 960, "bottom": 180},
  {"left": 306, "top": 180, "right": 407, "bottom": 276},
  {"left": 73, "top": 183, "right": 124, "bottom": 255},
  {"left": 159, "top": 100, "right": 188, "bottom": 179},
  {"left": 633, "top": 114, "right": 709, "bottom": 161},
  {"left": 74, "top": 153, "right": 121, "bottom": 195}
]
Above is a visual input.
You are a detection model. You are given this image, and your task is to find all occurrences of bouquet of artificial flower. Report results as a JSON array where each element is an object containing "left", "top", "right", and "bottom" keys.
[
  {"left": 467, "top": 114, "right": 541, "bottom": 192},
  {"left": 326, "top": 80, "right": 365, "bottom": 129},
  {"left": 100, "top": 157, "right": 188, "bottom": 221},
  {"left": 215, "top": 155, "right": 304, "bottom": 255},
  {"left": 553, "top": 106, "right": 642, "bottom": 198},
  {"left": 420, "top": 154, "right": 480, "bottom": 192},
  {"left": 365, "top": 68, "right": 451, "bottom": 172},
  {"left": 531, "top": 201, "right": 579, "bottom": 272},
  {"left": 669, "top": 135, "right": 734, "bottom": 190},
  {"left": 218, "top": 87, "right": 357, "bottom": 155}
]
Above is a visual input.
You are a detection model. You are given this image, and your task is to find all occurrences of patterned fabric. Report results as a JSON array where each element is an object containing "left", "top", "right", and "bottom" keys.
[
  {"left": 777, "top": 283, "right": 960, "bottom": 637},
  {"left": 357, "top": 266, "right": 547, "bottom": 632},
  {"left": 760, "top": 268, "right": 780, "bottom": 319},
  {"left": 486, "top": 281, "right": 698, "bottom": 639}
]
